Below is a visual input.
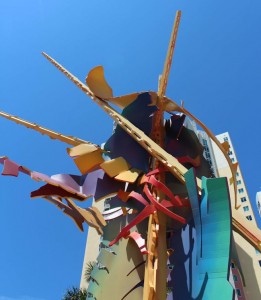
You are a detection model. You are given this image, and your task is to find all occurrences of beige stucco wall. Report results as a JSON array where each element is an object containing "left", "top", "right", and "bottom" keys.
[
  {"left": 80, "top": 200, "right": 104, "bottom": 290},
  {"left": 232, "top": 232, "right": 261, "bottom": 300}
]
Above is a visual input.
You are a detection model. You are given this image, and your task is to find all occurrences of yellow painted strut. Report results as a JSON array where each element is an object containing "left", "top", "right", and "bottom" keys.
[{"left": 0, "top": 110, "right": 92, "bottom": 146}]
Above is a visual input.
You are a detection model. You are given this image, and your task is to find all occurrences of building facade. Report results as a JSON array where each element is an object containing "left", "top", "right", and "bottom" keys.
[{"left": 80, "top": 200, "right": 104, "bottom": 290}]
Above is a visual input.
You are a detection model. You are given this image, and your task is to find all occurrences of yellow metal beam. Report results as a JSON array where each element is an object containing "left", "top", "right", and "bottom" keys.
[
  {"left": 158, "top": 10, "right": 181, "bottom": 98},
  {"left": 0, "top": 110, "right": 93, "bottom": 146}
]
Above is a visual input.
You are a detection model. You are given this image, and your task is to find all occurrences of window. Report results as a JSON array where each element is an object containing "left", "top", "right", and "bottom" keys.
[
  {"left": 203, "top": 139, "right": 207, "bottom": 146},
  {"left": 259, "top": 260, "right": 261, "bottom": 267},
  {"left": 246, "top": 215, "right": 252, "bottom": 221},
  {"left": 236, "top": 180, "right": 241, "bottom": 185},
  {"left": 231, "top": 262, "right": 235, "bottom": 268},
  {"left": 224, "top": 137, "right": 228, "bottom": 141},
  {"left": 241, "top": 197, "right": 246, "bottom": 202},
  {"left": 236, "top": 172, "right": 240, "bottom": 177},
  {"left": 238, "top": 188, "right": 244, "bottom": 194},
  {"left": 236, "top": 289, "right": 242, "bottom": 297},
  {"left": 243, "top": 206, "right": 249, "bottom": 212},
  {"left": 231, "top": 157, "right": 235, "bottom": 162},
  {"left": 233, "top": 275, "right": 238, "bottom": 282},
  {"left": 228, "top": 151, "right": 233, "bottom": 155},
  {"left": 255, "top": 249, "right": 260, "bottom": 255}
]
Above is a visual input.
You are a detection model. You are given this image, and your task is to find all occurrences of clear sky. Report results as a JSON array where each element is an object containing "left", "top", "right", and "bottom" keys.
[{"left": 1, "top": 1, "right": 261, "bottom": 299}]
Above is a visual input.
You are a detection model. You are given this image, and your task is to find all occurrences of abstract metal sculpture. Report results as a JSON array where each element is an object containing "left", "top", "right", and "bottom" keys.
[{"left": 1, "top": 10, "right": 261, "bottom": 300}]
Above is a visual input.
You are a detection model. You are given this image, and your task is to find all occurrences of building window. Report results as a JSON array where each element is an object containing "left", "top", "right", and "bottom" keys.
[
  {"left": 236, "top": 180, "right": 241, "bottom": 185},
  {"left": 258, "top": 260, "right": 261, "bottom": 267},
  {"left": 224, "top": 137, "right": 228, "bottom": 141},
  {"left": 231, "top": 157, "right": 235, "bottom": 162},
  {"left": 236, "top": 289, "right": 242, "bottom": 297},
  {"left": 241, "top": 197, "right": 246, "bottom": 202},
  {"left": 233, "top": 275, "right": 238, "bottom": 282},
  {"left": 228, "top": 151, "right": 233, "bottom": 155},
  {"left": 246, "top": 215, "right": 252, "bottom": 221},
  {"left": 236, "top": 172, "right": 240, "bottom": 177},
  {"left": 238, "top": 188, "right": 244, "bottom": 194},
  {"left": 255, "top": 249, "right": 260, "bottom": 255},
  {"left": 231, "top": 262, "right": 235, "bottom": 268},
  {"left": 205, "top": 152, "right": 210, "bottom": 159},
  {"left": 243, "top": 206, "right": 249, "bottom": 212}
]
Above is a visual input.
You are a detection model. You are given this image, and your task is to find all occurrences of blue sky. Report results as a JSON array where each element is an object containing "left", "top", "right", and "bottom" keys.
[{"left": 1, "top": 1, "right": 261, "bottom": 299}]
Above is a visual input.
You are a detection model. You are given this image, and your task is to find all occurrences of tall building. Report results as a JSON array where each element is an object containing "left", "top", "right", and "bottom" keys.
[
  {"left": 197, "top": 129, "right": 261, "bottom": 299},
  {"left": 256, "top": 192, "right": 261, "bottom": 217}
]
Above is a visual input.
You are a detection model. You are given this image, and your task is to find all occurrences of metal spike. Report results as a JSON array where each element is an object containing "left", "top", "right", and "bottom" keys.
[
  {"left": 0, "top": 110, "right": 95, "bottom": 146},
  {"left": 42, "top": 52, "right": 94, "bottom": 97},
  {"left": 158, "top": 10, "right": 181, "bottom": 98}
]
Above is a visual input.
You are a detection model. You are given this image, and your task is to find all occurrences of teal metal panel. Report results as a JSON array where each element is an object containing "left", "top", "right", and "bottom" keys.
[{"left": 185, "top": 168, "right": 233, "bottom": 300}]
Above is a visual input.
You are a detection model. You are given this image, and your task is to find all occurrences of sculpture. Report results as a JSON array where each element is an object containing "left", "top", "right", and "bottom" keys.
[{"left": 1, "top": 11, "right": 260, "bottom": 300}]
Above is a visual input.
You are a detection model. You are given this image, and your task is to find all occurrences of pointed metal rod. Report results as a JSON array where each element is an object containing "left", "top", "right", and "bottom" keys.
[
  {"left": 42, "top": 52, "right": 94, "bottom": 97},
  {"left": 158, "top": 10, "right": 181, "bottom": 98},
  {"left": 0, "top": 110, "right": 94, "bottom": 146}
]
